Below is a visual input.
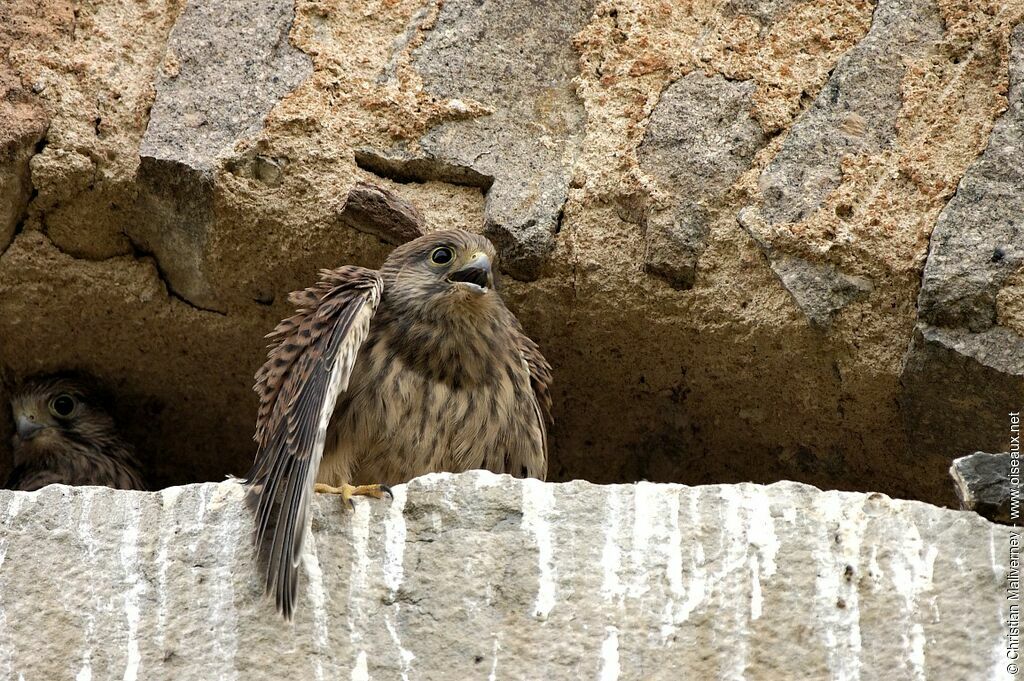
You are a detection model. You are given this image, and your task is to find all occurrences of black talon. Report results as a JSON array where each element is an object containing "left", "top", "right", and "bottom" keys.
[{"left": 381, "top": 484, "right": 393, "bottom": 500}]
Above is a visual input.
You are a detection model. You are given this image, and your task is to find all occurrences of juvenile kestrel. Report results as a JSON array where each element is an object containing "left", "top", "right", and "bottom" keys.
[
  {"left": 7, "top": 374, "right": 145, "bottom": 491},
  {"left": 245, "top": 229, "right": 552, "bottom": 617}
]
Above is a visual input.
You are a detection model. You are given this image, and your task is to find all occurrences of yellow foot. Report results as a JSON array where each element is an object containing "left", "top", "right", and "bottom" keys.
[{"left": 314, "top": 482, "right": 393, "bottom": 510}]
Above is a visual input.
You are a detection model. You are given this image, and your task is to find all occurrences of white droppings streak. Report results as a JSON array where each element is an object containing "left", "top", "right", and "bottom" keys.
[
  {"left": 664, "top": 492, "right": 683, "bottom": 599},
  {"left": 744, "top": 489, "right": 778, "bottom": 623},
  {"left": 382, "top": 487, "right": 412, "bottom": 679},
  {"left": 77, "top": 490, "right": 99, "bottom": 681},
  {"left": 676, "top": 491, "right": 706, "bottom": 624},
  {"left": 488, "top": 638, "right": 500, "bottom": 681},
  {"left": 746, "top": 489, "right": 779, "bottom": 579},
  {"left": 658, "top": 490, "right": 684, "bottom": 641},
  {"left": 383, "top": 487, "right": 408, "bottom": 596},
  {"left": 303, "top": 527, "right": 329, "bottom": 681},
  {"left": 628, "top": 483, "right": 658, "bottom": 600},
  {"left": 812, "top": 493, "right": 865, "bottom": 681},
  {"left": 598, "top": 626, "right": 620, "bottom": 681},
  {"left": 717, "top": 487, "right": 751, "bottom": 680},
  {"left": 749, "top": 554, "right": 763, "bottom": 621},
  {"left": 600, "top": 488, "right": 624, "bottom": 602},
  {"left": 889, "top": 512, "right": 938, "bottom": 681},
  {"left": 350, "top": 650, "right": 369, "bottom": 681},
  {"left": 385, "top": 615, "right": 415, "bottom": 681},
  {"left": 0, "top": 495, "right": 25, "bottom": 678},
  {"left": 120, "top": 497, "right": 145, "bottom": 681},
  {"left": 208, "top": 486, "right": 240, "bottom": 681},
  {"left": 188, "top": 486, "right": 211, "bottom": 554},
  {"left": 348, "top": 502, "right": 372, "bottom": 677},
  {"left": 520, "top": 479, "right": 557, "bottom": 619},
  {"left": 155, "top": 486, "right": 183, "bottom": 651}
]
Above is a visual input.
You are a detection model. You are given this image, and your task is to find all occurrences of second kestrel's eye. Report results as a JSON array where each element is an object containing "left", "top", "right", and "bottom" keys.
[
  {"left": 430, "top": 246, "right": 455, "bottom": 265},
  {"left": 49, "top": 394, "right": 76, "bottom": 418}
]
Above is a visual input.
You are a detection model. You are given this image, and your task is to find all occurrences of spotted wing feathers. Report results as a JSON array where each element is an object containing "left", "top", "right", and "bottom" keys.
[{"left": 244, "top": 266, "right": 383, "bottom": 618}]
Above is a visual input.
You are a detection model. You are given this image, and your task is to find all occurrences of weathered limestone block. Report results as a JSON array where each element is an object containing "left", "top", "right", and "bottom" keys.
[
  {"left": 950, "top": 451, "right": 1020, "bottom": 525},
  {"left": 901, "top": 25, "right": 1024, "bottom": 461},
  {"left": 739, "top": 0, "right": 943, "bottom": 322},
  {"left": 359, "top": 0, "right": 595, "bottom": 280},
  {"left": 0, "top": 472, "right": 1012, "bottom": 680},
  {"left": 134, "top": 0, "right": 311, "bottom": 311},
  {"left": 637, "top": 73, "right": 766, "bottom": 290}
]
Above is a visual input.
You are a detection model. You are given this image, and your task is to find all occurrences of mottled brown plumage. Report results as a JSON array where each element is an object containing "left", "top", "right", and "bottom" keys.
[
  {"left": 245, "top": 229, "right": 552, "bottom": 617},
  {"left": 7, "top": 374, "right": 145, "bottom": 491}
]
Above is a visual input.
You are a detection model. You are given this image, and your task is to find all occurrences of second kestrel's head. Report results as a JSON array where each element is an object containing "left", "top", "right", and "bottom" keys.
[
  {"left": 379, "top": 230, "right": 502, "bottom": 317},
  {"left": 9, "top": 373, "right": 120, "bottom": 464}
]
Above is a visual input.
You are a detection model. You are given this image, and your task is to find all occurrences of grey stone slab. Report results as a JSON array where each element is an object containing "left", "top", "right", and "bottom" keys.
[
  {"left": 337, "top": 182, "right": 426, "bottom": 246},
  {"left": 753, "top": 0, "right": 944, "bottom": 225},
  {"left": 950, "top": 451, "right": 1021, "bottom": 525},
  {"left": 360, "top": 0, "right": 595, "bottom": 280},
  {"left": 901, "top": 26, "right": 1024, "bottom": 464},
  {"left": 133, "top": 0, "right": 311, "bottom": 311},
  {"left": 900, "top": 324, "right": 1024, "bottom": 462},
  {"left": 638, "top": 73, "right": 767, "bottom": 289},
  {"left": 918, "top": 24, "right": 1024, "bottom": 332},
  {"left": 0, "top": 473, "right": 1013, "bottom": 680},
  {"left": 738, "top": 217, "right": 874, "bottom": 327},
  {"left": 139, "top": 0, "right": 311, "bottom": 173},
  {"left": 735, "top": 0, "right": 942, "bottom": 324},
  {"left": 767, "top": 253, "right": 873, "bottom": 327}
]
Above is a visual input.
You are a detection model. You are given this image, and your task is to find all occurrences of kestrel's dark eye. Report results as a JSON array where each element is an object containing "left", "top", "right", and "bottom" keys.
[
  {"left": 430, "top": 246, "right": 455, "bottom": 266},
  {"left": 49, "top": 394, "right": 76, "bottom": 418}
]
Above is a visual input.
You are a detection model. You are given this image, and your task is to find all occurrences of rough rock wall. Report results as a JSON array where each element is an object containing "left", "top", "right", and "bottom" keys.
[
  {"left": 0, "top": 474, "right": 1014, "bottom": 679},
  {"left": 0, "top": 0, "right": 1022, "bottom": 502}
]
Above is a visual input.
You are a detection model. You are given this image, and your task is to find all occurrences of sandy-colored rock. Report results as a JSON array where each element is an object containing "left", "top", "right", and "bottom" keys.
[
  {"left": 738, "top": 0, "right": 943, "bottom": 322},
  {"left": 0, "top": 0, "right": 1023, "bottom": 508},
  {"left": 0, "top": 110, "right": 46, "bottom": 255},
  {"left": 0, "top": 473, "right": 1015, "bottom": 680}
]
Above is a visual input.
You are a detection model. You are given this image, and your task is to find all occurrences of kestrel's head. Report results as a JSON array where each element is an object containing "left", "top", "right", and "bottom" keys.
[
  {"left": 9, "top": 374, "right": 119, "bottom": 464},
  {"left": 379, "top": 230, "right": 501, "bottom": 317}
]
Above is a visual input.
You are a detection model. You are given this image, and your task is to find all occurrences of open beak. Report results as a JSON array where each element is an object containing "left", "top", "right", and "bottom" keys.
[
  {"left": 15, "top": 413, "right": 44, "bottom": 441},
  {"left": 447, "top": 252, "right": 493, "bottom": 293}
]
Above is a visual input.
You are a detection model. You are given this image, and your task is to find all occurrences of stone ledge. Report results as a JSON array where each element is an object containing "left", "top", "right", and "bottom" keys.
[{"left": 0, "top": 472, "right": 1013, "bottom": 679}]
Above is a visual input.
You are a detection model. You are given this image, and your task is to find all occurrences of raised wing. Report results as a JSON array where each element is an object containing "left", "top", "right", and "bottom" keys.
[{"left": 244, "top": 266, "right": 383, "bottom": 618}]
